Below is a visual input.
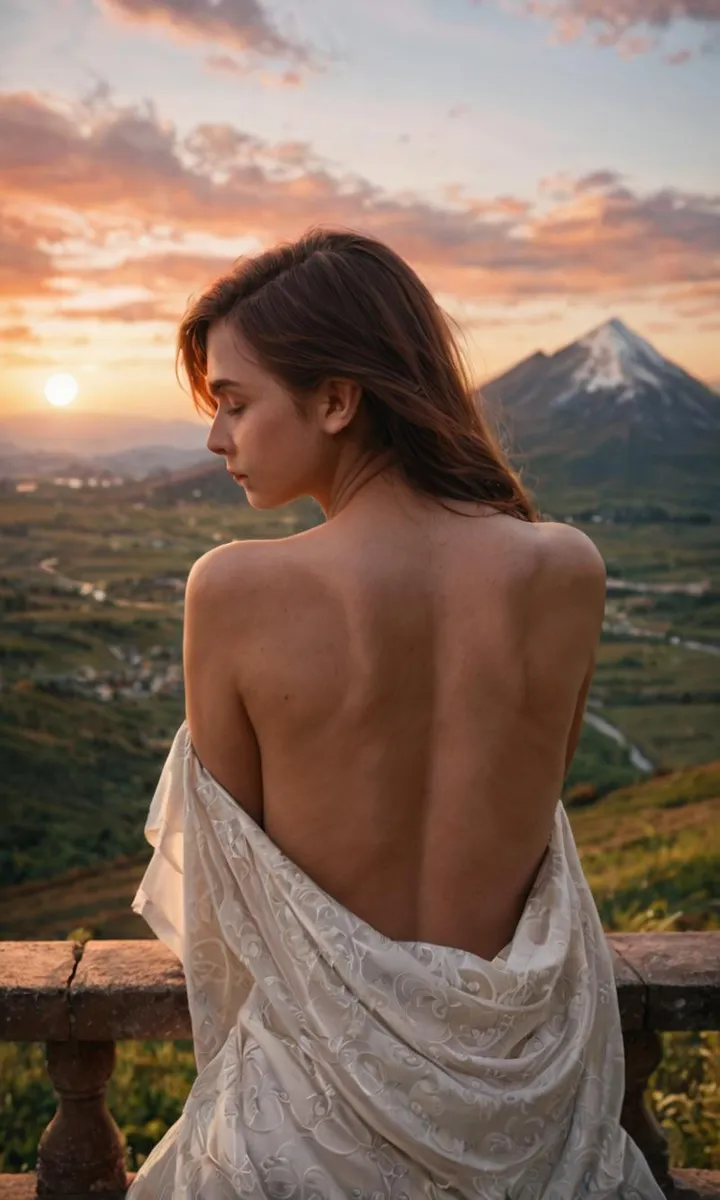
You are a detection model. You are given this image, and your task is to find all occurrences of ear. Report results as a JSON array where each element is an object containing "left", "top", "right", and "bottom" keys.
[{"left": 319, "top": 378, "right": 363, "bottom": 435}]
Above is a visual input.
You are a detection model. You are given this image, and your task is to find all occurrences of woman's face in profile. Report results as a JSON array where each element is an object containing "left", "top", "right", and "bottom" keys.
[{"left": 204, "top": 320, "right": 321, "bottom": 511}]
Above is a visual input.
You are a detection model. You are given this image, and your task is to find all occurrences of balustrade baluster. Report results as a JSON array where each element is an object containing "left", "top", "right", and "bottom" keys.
[
  {"left": 36, "top": 1039, "right": 127, "bottom": 1199},
  {"left": 621, "top": 1029, "right": 673, "bottom": 1196}
]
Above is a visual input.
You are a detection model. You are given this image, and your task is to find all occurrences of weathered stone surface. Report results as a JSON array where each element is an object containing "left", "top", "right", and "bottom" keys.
[
  {"left": 607, "top": 936, "right": 646, "bottom": 1030},
  {"left": 0, "top": 1175, "right": 136, "bottom": 1198},
  {"left": 610, "top": 932, "right": 720, "bottom": 1030},
  {"left": 2, "top": 934, "right": 719, "bottom": 1044},
  {"left": 69, "top": 940, "right": 191, "bottom": 1040},
  {"left": 0, "top": 942, "right": 76, "bottom": 1041},
  {"left": 37, "top": 1040, "right": 127, "bottom": 1197},
  {"left": 0, "top": 1176, "right": 38, "bottom": 1199}
]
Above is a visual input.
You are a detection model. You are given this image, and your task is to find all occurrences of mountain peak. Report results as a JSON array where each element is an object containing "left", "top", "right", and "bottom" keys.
[
  {"left": 482, "top": 316, "right": 720, "bottom": 459},
  {"left": 599, "top": 316, "right": 633, "bottom": 336},
  {"left": 571, "top": 316, "right": 667, "bottom": 399}
]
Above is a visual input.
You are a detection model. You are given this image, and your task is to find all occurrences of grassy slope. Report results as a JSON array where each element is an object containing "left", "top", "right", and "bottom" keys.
[
  {"left": 568, "top": 760, "right": 720, "bottom": 931},
  {"left": 567, "top": 762, "right": 720, "bottom": 1172},
  {"left": 0, "top": 690, "right": 183, "bottom": 888}
]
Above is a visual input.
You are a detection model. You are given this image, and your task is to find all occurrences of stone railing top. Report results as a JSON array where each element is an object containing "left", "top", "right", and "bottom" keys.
[
  {"left": 1, "top": 932, "right": 719, "bottom": 1042},
  {"left": 1, "top": 940, "right": 189, "bottom": 1042},
  {"left": 610, "top": 931, "right": 720, "bottom": 1030}
]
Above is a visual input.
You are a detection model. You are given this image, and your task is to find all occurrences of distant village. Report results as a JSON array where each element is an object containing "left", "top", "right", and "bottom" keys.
[
  {"left": 15, "top": 475, "right": 127, "bottom": 493},
  {"left": 1, "top": 625, "right": 184, "bottom": 705},
  {"left": 39, "top": 639, "right": 185, "bottom": 704},
  {"left": 0, "top": 564, "right": 188, "bottom": 704}
]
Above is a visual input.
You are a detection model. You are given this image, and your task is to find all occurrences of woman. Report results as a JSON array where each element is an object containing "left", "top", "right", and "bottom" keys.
[{"left": 128, "top": 228, "right": 663, "bottom": 1198}]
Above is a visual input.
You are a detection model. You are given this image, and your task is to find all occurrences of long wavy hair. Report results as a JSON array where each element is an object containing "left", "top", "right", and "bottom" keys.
[{"left": 177, "top": 227, "right": 537, "bottom": 521}]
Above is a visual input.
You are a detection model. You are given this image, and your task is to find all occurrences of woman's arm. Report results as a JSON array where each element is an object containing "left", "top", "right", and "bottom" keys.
[{"left": 183, "top": 543, "right": 265, "bottom": 827}]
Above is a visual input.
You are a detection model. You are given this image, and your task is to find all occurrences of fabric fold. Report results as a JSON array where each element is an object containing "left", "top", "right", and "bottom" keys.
[{"left": 128, "top": 720, "right": 664, "bottom": 1199}]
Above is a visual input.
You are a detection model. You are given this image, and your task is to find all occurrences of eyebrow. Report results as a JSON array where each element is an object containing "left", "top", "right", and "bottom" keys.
[{"left": 207, "top": 378, "right": 250, "bottom": 398}]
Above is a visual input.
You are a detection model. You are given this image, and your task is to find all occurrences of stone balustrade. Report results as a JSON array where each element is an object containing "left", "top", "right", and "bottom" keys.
[{"left": 0, "top": 933, "right": 719, "bottom": 1199}]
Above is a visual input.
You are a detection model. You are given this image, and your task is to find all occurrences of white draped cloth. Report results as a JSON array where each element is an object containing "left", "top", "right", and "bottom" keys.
[{"left": 127, "top": 720, "right": 664, "bottom": 1199}]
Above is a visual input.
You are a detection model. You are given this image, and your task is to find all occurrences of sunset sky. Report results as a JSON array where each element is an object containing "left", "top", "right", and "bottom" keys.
[{"left": 1, "top": 0, "right": 718, "bottom": 422}]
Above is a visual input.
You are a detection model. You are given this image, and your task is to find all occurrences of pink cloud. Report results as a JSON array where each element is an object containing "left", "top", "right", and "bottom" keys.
[
  {"left": 500, "top": 0, "right": 720, "bottom": 59},
  {"left": 204, "top": 54, "right": 244, "bottom": 75},
  {"left": 0, "top": 90, "right": 718, "bottom": 325},
  {"left": 205, "top": 56, "right": 305, "bottom": 87},
  {"left": 95, "top": 0, "right": 315, "bottom": 64}
]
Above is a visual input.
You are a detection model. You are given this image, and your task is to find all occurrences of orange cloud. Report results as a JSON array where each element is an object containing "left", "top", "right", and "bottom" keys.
[
  {"left": 659, "top": 279, "right": 720, "bottom": 317},
  {"left": 0, "top": 208, "right": 59, "bottom": 296},
  {"left": 0, "top": 90, "right": 718, "bottom": 327},
  {"left": 58, "top": 298, "right": 180, "bottom": 322},
  {"left": 0, "top": 323, "right": 40, "bottom": 342},
  {"left": 89, "top": 251, "right": 234, "bottom": 291},
  {"left": 0, "top": 349, "right": 57, "bottom": 368}
]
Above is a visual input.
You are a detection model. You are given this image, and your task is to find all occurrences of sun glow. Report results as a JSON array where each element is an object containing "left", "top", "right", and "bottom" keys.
[{"left": 44, "top": 373, "right": 78, "bottom": 408}]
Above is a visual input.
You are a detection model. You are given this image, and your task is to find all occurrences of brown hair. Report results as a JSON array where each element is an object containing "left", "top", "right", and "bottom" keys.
[{"left": 177, "top": 227, "right": 537, "bottom": 521}]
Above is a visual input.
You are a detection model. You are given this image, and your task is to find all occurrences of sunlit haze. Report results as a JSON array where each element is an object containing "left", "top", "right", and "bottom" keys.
[{"left": 0, "top": 0, "right": 718, "bottom": 422}]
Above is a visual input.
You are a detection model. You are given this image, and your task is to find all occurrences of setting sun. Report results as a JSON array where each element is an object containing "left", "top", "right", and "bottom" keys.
[{"left": 44, "top": 373, "right": 78, "bottom": 408}]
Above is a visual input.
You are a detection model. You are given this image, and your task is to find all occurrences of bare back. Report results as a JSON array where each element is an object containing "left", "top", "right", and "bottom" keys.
[{"left": 210, "top": 489, "right": 606, "bottom": 962}]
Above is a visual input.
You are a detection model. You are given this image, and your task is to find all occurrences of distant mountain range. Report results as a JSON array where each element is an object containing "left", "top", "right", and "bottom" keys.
[
  {"left": 0, "top": 443, "right": 210, "bottom": 481},
  {"left": 117, "top": 458, "right": 249, "bottom": 505},
  {"left": 3, "top": 319, "right": 717, "bottom": 512},
  {"left": 481, "top": 318, "right": 720, "bottom": 513},
  {"left": 0, "top": 410, "right": 208, "bottom": 454},
  {"left": 0, "top": 412, "right": 210, "bottom": 481}
]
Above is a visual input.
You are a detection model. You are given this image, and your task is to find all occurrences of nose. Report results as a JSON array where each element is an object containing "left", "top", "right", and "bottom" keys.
[{"left": 206, "top": 412, "right": 230, "bottom": 457}]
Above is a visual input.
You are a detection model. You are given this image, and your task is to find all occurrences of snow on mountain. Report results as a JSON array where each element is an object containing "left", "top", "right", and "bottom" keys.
[{"left": 561, "top": 318, "right": 669, "bottom": 403}]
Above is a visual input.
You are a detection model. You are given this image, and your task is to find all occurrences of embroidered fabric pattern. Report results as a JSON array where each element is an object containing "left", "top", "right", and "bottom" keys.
[{"left": 127, "top": 721, "right": 664, "bottom": 1199}]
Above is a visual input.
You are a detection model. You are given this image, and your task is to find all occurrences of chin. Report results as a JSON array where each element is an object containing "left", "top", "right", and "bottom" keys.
[
  {"left": 246, "top": 484, "right": 303, "bottom": 512},
  {"left": 244, "top": 491, "right": 277, "bottom": 511}
]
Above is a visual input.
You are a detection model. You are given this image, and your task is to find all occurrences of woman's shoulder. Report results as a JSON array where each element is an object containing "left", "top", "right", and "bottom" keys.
[
  {"left": 531, "top": 523, "right": 607, "bottom": 624},
  {"left": 474, "top": 512, "right": 606, "bottom": 594},
  {"left": 533, "top": 519, "right": 607, "bottom": 579},
  {"left": 522, "top": 519, "right": 607, "bottom": 649}
]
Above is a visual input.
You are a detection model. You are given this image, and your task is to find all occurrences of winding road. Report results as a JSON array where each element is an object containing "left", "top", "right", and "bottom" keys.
[{"left": 582, "top": 710, "right": 655, "bottom": 773}]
